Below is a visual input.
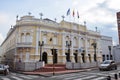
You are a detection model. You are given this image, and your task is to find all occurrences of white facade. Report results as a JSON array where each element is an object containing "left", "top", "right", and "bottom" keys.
[
  {"left": 100, "top": 36, "right": 113, "bottom": 61},
  {"left": 113, "top": 45, "right": 120, "bottom": 63}
]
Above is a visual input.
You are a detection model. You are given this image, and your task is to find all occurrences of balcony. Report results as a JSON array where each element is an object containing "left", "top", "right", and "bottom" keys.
[{"left": 17, "top": 42, "right": 33, "bottom": 48}]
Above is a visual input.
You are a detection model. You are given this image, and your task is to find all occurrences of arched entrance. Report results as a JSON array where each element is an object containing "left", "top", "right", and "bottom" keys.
[
  {"left": 74, "top": 53, "right": 78, "bottom": 63},
  {"left": 65, "top": 53, "right": 69, "bottom": 62},
  {"left": 42, "top": 52, "right": 47, "bottom": 64},
  {"left": 54, "top": 52, "right": 57, "bottom": 63}
]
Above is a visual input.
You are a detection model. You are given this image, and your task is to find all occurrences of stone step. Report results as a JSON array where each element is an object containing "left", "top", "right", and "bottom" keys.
[
  {"left": 45, "top": 64, "right": 65, "bottom": 67},
  {"left": 34, "top": 64, "right": 66, "bottom": 72}
]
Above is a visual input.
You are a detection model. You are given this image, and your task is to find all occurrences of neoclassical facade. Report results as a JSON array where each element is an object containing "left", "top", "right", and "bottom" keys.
[{"left": 1, "top": 15, "right": 103, "bottom": 66}]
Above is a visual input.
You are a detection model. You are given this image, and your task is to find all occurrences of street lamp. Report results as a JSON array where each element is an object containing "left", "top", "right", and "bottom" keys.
[
  {"left": 91, "top": 42, "right": 97, "bottom": 62},
  {"left": 39, "top": 41, "right": 44, "bottom": 61},
  {"left": 66, "top": 40, "right": 72, "bottom": 62},
  {"left": 39, "top": 13, "right": 43, "bottom": 19},
  {"left": 108, "top": 46, "right": 112, "bottom": 60}
]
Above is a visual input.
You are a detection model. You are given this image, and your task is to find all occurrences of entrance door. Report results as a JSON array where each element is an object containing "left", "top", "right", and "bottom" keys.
[
  {"left": 54, "top": 53, "right": 57, "bottom": 63},
  {"left": 65, "top": 53, "right": 69, "bottom": 62},
  {"left": 74, "top": 53, "right": 78, "bottom": 63},
  {"left": 42, "top": 52, "right": 47, "bottom": 64}
]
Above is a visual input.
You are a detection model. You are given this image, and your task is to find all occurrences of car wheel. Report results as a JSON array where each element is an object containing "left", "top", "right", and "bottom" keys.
[
  {"left": 115, "top": 66, "right": 117, "bottom": 70},
  {"left": 99, "top": 68, "right": 102, "bottom": 71}
]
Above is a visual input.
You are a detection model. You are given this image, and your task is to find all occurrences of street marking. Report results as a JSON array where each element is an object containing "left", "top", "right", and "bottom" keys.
[
  {"left": 92, "top": 77, "right": 106, "bottom": 80},
  {"left": 19, "top": 75, "right": 33, "bottom": 79},
  {"left": 1, "top": 78, "right": 11, "bottom": 80},
  {"left": 74, "top": 76, "right": 96, "bottom": 80},
  {"left": 63, "top": 75, "right": 90, "bottom": 80},
  {"left": 11, "top": 76, "right": 24, "bottom": 80},
  {"left": 27, "top": 75, "right": 39, "bottom": 78}
]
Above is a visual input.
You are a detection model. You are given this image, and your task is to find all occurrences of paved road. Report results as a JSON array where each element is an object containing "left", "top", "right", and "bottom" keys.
[
  {"left": 1, "top": 67, "right": 120, "bottom": 80},
  {"left": 48, "top": 68, "right": 120, "bottom": 80},
  {"left": 0, "top": 72, "right": 44, "bottom": 80}
]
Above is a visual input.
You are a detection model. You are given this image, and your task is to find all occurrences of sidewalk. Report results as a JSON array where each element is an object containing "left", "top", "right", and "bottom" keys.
[{"left": 20, "top": 68, "right": 97, "bottom": 77}]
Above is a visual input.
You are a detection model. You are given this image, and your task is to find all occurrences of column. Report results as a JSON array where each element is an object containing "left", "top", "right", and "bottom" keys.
[
  {"left": 97, "top": 39, "right": 101, "bottom": 62},
  {"left": 71, "top": 34, "right": 75, "bottom": 62},
  {"left": 85, "top": 36, "right": 89, "bottom": 63},
  {"left": 62, "top": 33, "right": 66, "bottom": 63},
  {"left": 78, "top": 36, "right": 81, "bottom": 63},
  {"left": 36, "top": 27, "right": 40, "bottom": 55}
]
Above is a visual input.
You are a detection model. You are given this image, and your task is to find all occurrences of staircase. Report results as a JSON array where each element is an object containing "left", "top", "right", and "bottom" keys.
[{"left": 34, "top": 64, "right": 66, "bottom": 72}]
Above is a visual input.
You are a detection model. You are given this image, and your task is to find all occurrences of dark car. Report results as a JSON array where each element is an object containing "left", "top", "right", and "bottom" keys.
[
  {"left": 0, "top": 64, "right": 7, "bottom": 75},
  {"left": 99, "top": 60, "right": 117, "bottom": 71}
]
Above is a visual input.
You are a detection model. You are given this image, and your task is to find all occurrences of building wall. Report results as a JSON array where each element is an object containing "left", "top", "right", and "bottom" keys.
[
  {"left": 117, "top": 12, "right": 120, "bottom": 44},
  {"left": 1, "top": 15, "right": 103, "bottom": 66},
  {"left": 100, "top": 36, "right": 113, "bottom": 61},
  {"left": 113, "top": 45, "right": 120, "bottom": 63}
]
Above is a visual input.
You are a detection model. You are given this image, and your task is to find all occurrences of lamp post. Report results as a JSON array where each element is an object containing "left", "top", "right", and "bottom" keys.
[
  {"left": 108, "top": 46, "right": 112, "bottom": 60},
  {"left": 39, "top": 13, "right": 43, "bottom": 19},
  {"left": 39, "top": 41, "right": 44, "bottom": 61},
  {"left": 50, "top": 38, "right": 55, "bottom": 75},
  {"left": 91, "top": 42, "right": 97, "bottom": 66},
  {"left": 66, "top": 41, "right": 72, "bottom": 62}
]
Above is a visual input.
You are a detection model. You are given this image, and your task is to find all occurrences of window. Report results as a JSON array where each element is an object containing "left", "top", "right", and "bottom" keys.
[
  {"left": 81, "top": 38, "right": 84, "bottom": 48},
  {"left": 20, "top": 52, "right": 23, "bottom": 62},
  {"left": 21, "top": 33, "right": 25, "bottom": 42},
  {"left": 53, "top": 37, "right": 57, "bottom": 45},
  {"left": 26, "top": 33, "right": 30, "bottom": 42},
  {"left": 26, "top": 52, "right": 30, "bottom": 62},
  {"left": 73, "top": 37, "right": 77, "bottom": 47},
  {"left": 43, "top": 36, "right": 47, "bottom": 44}
]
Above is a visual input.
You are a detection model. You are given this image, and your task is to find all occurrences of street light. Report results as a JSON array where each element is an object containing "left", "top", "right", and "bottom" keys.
[
  {"left": 38, "top": 41, "right": 44, "bottom": 61},
  {"left": 49, "top": 38, "right": 55, "bottom": 75},
  {"left": 66, "top": 40, "right": 72, "bottom": 62},
  {"left": 39, "top": 13, "right": 43, "bottom": 19},
  {"left": 108, "top": 46, "right": 112, "bottom": 60}
]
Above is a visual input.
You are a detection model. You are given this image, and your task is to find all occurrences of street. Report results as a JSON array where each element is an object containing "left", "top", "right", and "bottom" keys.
[
  {"left": 0, "top": 67, "right": 120, "bottom": 80},
  {"left": 0, "top": 72, "right": 44, "bottom": 80}
]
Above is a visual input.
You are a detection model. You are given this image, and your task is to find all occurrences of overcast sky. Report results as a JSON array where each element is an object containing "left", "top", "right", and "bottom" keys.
[{"left": 0, "top": 0, "right": 119, "bottom": 45}]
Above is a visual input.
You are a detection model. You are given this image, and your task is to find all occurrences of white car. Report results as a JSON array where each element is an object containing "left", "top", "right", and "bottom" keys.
[
  {"left": 99, "top": 60, "right": 117, "bottom": 71},
  {"left": 0, "top": 64, "right": 7, "bottom": 75}
]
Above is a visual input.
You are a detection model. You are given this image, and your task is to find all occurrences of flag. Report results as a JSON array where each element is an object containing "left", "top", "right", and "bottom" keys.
[
  {"left": 67, "top": 8, "right": 70, "bottom": 16},
  {"left": 77, "top": 11, "right": 79, "bottom": 18},
  {"left": 73, "top": 10, "right": 75, "bottom": 17}
]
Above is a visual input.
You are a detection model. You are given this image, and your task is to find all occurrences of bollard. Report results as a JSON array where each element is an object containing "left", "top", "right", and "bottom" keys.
[
  {"left": 119, "top": 73, "right": 120, "bottom": 78},
  {"left": 107, "top": 76, "right": 111, "bottom": 80},
  {"left": 114, "top": 74, "right": 118, "bottom": 80}
]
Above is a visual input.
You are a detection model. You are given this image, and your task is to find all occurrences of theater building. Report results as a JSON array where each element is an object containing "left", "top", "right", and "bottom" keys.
[{"left": 1, "top": 14, "right": 103, "bottom": 69}]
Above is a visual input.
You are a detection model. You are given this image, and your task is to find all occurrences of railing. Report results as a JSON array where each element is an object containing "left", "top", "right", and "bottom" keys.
[{"left": 17, "top": 42, "right": 32, "bottom": 47}]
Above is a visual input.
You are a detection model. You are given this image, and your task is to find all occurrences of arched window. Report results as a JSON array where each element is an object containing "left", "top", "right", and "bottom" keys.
[
  {"left": 21, "top": 33, "right": 25, "bottom": 42},
  {"left": 73, "top": 37, "right": 77, "bottom": 47},
  {"left": 87, "top": 39, "right": 90, "bottom": 48},
  {"left": 65, "top": 36, "right": 69, "bottom": 46},
  {"left": 26, "top": 33, "right": 30, "bottom": 42},
  {"left": 81, "top": 38, "right": 84, "bottom": 48},
  {"left": 53, "top": 37, "right": 57, "bottom": 45},
  {"left": 88, "top": 54, "right": 91, "bottom": 62},
  {"left": 26, "top": 52, "right": 30, "bottom": 62},
  {"left": 43, "top": 35, "right": 47, "bottom": 44},
  {"left": 20, "top": 52, "right": 23, "bottom": 62},
  {"left": 107, "top": 55, "right": 109, "bottom": 60}
]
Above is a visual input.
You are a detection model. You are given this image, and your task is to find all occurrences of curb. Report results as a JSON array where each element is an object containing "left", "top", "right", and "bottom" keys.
[{"left": 12, "top": 67, "right": 98, "bottom": 77}]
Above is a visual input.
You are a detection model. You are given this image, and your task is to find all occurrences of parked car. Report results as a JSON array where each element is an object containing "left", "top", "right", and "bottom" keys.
[
  {"left": 0, "top": 64, "right": 8, "bottom": 75},
  {"left": 99, "top": 60, "right": 117, "bottom": 71}
]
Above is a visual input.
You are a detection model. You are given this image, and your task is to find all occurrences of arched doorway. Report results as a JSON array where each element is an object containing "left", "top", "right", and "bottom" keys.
[
  {"left": 74, "top": 53, "right": 78, "bottom": 63},
  {"left": 65, "top": 53, "right": 69, "bottom": 62},
  {"left": 42, "top": 52, "right": 47, "bottom": 64},
  {"left": 54, "top": 52, "right": 57, "bottom": 63}
]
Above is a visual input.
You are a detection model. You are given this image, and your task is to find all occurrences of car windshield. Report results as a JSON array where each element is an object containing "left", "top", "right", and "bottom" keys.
[
  {"left": 102, "top": 61, "right": 111, "bottom": 64},
  {"left": 0, "top": 65, "right": 3, "bottom": 68}
]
